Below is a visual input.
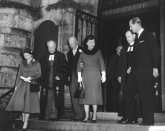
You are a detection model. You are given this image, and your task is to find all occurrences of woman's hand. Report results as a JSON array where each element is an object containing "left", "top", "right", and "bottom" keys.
[
  {"left": 24, "top": 77, "right": 31, "bottom": 82},
  {"left": 101, "top": 71, "right": 106, "bottom": 83},
  {"left": 78, "top": 72, "right": 82, "bottom": 82}
]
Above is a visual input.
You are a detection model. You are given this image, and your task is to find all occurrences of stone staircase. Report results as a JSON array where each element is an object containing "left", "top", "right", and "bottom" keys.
[{"left": 13, "top": 112, "right": 165, "bottom": 131}]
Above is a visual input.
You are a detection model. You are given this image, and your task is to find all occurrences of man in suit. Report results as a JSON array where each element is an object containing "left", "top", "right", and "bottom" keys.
[
  {"left": 116, "top": 30, "right": 142, "bottom": 124},
  {"left": 67, "top": 37, "right": 83, "bottom": 121},
  {"left": 123, "top": 17, "right": 160, "bottom": 126},
  {"left": 107, "top": 45, "right": 122, "bottom": 111},
  {"left": 40, "top": 40, "right": 69, "bottom": 121}
]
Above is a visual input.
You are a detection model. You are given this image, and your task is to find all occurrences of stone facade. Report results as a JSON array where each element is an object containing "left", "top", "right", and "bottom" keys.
[{"left": 34, "top": 0, "right": 98, "bottom": 52}]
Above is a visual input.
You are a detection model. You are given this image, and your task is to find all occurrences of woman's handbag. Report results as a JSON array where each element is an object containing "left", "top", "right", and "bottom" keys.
[
  {"left": 74, "top": 81, "right": 85, "bottom": 98},
  {"left": 30, "top": 83, "right": 40, "bottom": 92}
]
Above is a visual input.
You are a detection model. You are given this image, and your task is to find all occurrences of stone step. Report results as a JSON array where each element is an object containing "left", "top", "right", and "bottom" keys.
[
  {"left": 62, "top": 111, "right": 165, "bottom": 123},
  {"left": 13, "top": 112, "right": 165, "bottom": 131},
  {"left": 22, "top": 119, "right": 165, "bottom": 131}
]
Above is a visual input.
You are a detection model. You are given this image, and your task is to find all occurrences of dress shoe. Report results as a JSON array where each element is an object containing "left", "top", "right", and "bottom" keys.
[
  {"left": 82, "top": 118, "right": 90, "bottom": 123},
  {"left": 125, "top": 119, "right": 138, "bottom": 124},
  {"left": 91, "top": 120, "right": 96, "bottom": 123},
  {"left": 22, "top": 128, "right": 27, "bottom": 131},
  {"left": 140, "top": 122, "right": 154, "bottom": 126},
  {"left": 116, "top": 117, "right": 126, "bottom": 123},
  {"left": 119, "top": 119, "right": 137, "bottom": 124}
]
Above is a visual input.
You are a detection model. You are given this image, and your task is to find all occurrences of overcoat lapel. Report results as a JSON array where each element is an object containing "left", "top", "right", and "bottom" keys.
[{"left": 134, "top": 30, "right": 146, "bottom": 53}]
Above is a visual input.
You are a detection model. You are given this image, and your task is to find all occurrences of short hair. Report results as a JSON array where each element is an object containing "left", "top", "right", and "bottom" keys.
[
  {"left": 130, "top": 17, "right": 141, "bottom": 26},
  {"left": 126, "top": 30, "right": 134, "bottom": 34},
  {"left": 47, "top": 39, "right": 56, "bottom": 44},
  {"left": 83, "top": 35, "right": 96, "bottom": 49}
]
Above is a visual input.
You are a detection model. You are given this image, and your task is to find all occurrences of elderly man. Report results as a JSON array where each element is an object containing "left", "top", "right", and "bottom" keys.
[
  {"left": 123, "top": 17, "right": 160, "bottom": 126},
  {"left": 40, "top": 40, "right": 69, "bottom": 121},
  {"left": 67, "top": 37, "right": 84, "bottom": 121}
]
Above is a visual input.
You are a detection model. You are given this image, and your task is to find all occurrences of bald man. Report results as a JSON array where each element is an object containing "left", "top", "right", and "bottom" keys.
[
  {"left": 67, "top": 37, "right": 84, "bottom": 121},
  {"left": 40, "top": 40, "right": 69, "bottom": 121}
]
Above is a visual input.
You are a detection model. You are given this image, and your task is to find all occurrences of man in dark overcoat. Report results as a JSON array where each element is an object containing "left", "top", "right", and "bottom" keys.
[
  {"left": 39, "top": 40, "right": 69, "bottom": 121},
  {"left": 116, "top": 30, "right": 142, "bottom": 123},
  {"left": 67, "top": 37, "right": 84, "bottom": 121},
  {"left": 124, "top": 17, "right": 160, "bottom": 126},
  {"left": 107, "top": 45, "right": 122, "bottom": 112}
]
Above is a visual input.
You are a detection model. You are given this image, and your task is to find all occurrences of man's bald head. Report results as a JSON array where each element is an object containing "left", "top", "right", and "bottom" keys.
[
  {"left": 68, "top": 37, "right": 78, "bottom": 50},
  {"left": 47, "top": 40, "right": 56, "bottom": 53}
]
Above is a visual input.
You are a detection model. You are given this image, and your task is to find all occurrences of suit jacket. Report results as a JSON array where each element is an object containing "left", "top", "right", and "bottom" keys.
[
  {"left": 115, "top": 44, "right": 129, "bottom": 89},
  {"left": 67, "top": 46, "right": 82, "bottom": 81},
  {"left": 131, "top": 30, "right": 160, "bottom": 75}
]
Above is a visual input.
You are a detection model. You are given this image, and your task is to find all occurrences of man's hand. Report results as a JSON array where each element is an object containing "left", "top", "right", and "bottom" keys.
[
  {"left": 127, "top": 67, "right": 131, "bottom": 74},
  {"left": 153, "top": 68, "right": 159, "bottom": 78},
  {"left": 118, "top": 77, "right": 121, "bottom": 83},
  {"left": 55, "top": 76, "right": 60, "bottom": 80}
]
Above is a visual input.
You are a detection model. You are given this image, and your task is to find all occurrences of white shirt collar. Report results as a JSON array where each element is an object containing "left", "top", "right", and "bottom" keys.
[
  {"left": 127, "top": 41, "right": 134, "bottom": 52},
  {"left": 49, "top": 54, "right": 54, "bottom": 61},
  {"left": 73, "top": 45, "right": 78, "bottom": 55},
  {"left": 138, "top": 28, "right": 144, "bottom": 38},
  {"left": 130, "top": 41, "right": 134, "bottom": 46}
]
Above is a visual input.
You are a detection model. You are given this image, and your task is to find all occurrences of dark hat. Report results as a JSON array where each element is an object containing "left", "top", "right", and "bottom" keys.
[{"left": 22, "top": 48, "right": 33, "bottom": 55}]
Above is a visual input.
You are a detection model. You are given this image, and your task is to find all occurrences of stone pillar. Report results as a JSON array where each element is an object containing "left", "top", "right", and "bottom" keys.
[
  {"left": 0, "top": 0, "right": 35, "bottom": 129},
  {"left": 159, "top": 0, "right": 165, "bottom": 111}
]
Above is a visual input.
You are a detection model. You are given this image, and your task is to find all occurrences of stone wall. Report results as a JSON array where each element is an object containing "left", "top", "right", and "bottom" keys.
[{"left": 34, "top": 0, "right": 98, "bottom": 53}]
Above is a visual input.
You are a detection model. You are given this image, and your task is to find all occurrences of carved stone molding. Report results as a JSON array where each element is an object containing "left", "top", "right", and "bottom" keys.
[
  {"left": 102, "top": 0, "right": 159, "bottom": 16},
  {"left": 0, "top": 14, "right": 33, "bottom": 32}
]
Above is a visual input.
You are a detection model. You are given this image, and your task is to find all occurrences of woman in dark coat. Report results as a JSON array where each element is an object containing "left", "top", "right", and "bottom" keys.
[
  {"left": 6, "top": 48, "right": 41, "bottom": 129},
  {"left": 77, "top": 35, "right": 106, "bottom": 123}
]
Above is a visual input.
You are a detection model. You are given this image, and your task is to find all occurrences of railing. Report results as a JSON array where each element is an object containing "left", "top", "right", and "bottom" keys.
[{"left": 0, "top": 88, "right": 14, "bottom": 101}]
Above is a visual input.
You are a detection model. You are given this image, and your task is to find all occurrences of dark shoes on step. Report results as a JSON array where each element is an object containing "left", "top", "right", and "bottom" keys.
[
  {"left": 140, "top": 122, "right": 154, "bottom": 126},
  {"left": 82, "top": 119, "right": 96, "bottom": 123},
  {"left": 91, "top": 119, "right": 96, "bottom": 123},
  {"left": 118, "top": 119, "right": 138, "bottom": 124}
]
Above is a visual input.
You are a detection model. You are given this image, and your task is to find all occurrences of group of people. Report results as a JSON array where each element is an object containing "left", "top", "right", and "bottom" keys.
[
  {"left": 5, "top": 34, "right": 106, "bottom": 130},
  {"left": 4, "top": 16, "right": 160, "bottom": 130},
  {"left": 109, "top": 17, "right": 160, "bottom": 126}
]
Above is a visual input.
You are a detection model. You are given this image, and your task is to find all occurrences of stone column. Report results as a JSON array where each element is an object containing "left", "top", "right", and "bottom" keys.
[{"left": 159, "top": 0, "right": 165, "bottom": 111}]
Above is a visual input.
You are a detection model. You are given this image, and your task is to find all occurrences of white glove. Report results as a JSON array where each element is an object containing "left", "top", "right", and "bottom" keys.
[
  {"left": 101, "top": 71, "right": 106, "bottom": 83},
  {"left": 78, "top": 72, "right": 82, "bottom": 82}
]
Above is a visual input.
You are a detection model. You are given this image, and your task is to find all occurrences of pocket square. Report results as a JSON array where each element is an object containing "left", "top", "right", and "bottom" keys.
[{"left": 140, "top": 40, "right": 144, "bottom": 43}]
